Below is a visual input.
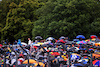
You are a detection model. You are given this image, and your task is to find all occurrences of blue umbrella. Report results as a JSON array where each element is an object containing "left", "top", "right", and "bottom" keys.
[
  {"left": 76, "top": 35, "right": 85, "bottom": 39},
  {"left": 71, "top": 53, "right": 80, "bottom": 60},
  {"left": 74, "top": 63, "right": 85, "bottom": 66},
  {"left": 93, "top": 60, "right": 100, "bottom": 66}
]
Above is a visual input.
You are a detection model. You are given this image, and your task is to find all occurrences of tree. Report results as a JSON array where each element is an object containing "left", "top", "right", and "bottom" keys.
[
  {"left": 32, "top": 0, "right": 100, "bottom": 39},
  {"left": 1, "top": 0, "right": 40, "bottom": 42}
]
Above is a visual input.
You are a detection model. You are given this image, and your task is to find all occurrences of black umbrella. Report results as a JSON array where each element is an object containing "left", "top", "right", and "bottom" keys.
[{"left": 35, "top": 36, "right": 42, "bottom": 40}]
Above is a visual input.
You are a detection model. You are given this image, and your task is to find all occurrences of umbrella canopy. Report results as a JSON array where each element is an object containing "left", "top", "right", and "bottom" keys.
[
  {"left": 78, "top": 59, "right": 89, "bottom": 64},
  {"left": 90, "top": 35, "right": 97, "bottom": 39},
  {"left": 21, "top": 42, "right": 27, "bottom": 46},
  {"left": 91, "top": 38, "right": 96, "bottom": 41},
  {"left": 59, "top": 36, "right": 65, "bottom": 39},
  {"left": 76, "top": 41, "right": 87, "bottom": 44},
  {"left": 37, "top": 42, "right": 44, "bottom": 45},
  {"left": 35, "top": 36, "right": 42, "bottom": 40},
  {"left": 46, "top": 37, "right": 54, "bottom": 41},
  {"left": 18, "top": 58, "right": 24, "bottom": 63},
  {"left": 93, "top": 60, "right": 100, "bottom": 66},
  {"left": 74, "top": 63, "right": 85, "bottom": 66},
  {"left": 51, "top": 52, "right": 60, "bottom": 56},
  {"left": 73, "top": 39, "right": 79, "bottom": 42},
  {"left": 0, "top": 44, "right": 3, "bottom": 47},
  {"left": 23, "top": 59, "right": 37, "bottom": 64},
  {"left": 95, "top": 43, "right": 100, "bottom": 46},
  {"left": 76, "top": 35, "right": 85, "bottom": 39},
  {"left": 34, "top": 62, "right": 45, "bottom": 67},
  {"left": 33, "top": 44, "right": 40, "bottom": 46},
  {"left": 19, "top": 54, "right": 24, "bottom": 58},
  {"left": 92, "top": 53, "right": 100, "bottom": 58},
  {"left": 58, "top": 39, "right": 66, "bottom": 43},
  {"left": 71, "top": 53, "right": 80, "bottom": 60},
  {"left": 11, "top": 59, "right": 16, "bottom": 65}
]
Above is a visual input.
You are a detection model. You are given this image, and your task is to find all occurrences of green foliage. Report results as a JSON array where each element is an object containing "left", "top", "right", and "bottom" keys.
[
  {"left": 32, "top": 0, "right": 100, "bottom": 39},
  {"left": 0, "top": 0, "right": 100, "bottom": 42},
  {"left": 1, "top": 0, "right": 40, "bottom": 42}
]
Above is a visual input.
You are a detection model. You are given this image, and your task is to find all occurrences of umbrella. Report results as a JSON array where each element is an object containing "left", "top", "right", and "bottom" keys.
[
  {"left": 89, "top": 48, "right": 94, "bottom": 51},
  {"left": 34, "top": 62, "right": 45, "bottom": 67},
  {"left": 58, "top": 39, "right": 66, "bottom": 43},
  {"left": 92, "top": 53, "right": 100, "bottom": 58},
  {"left": 73, "top": 39, "right": 79, "bottom": 42},
  {"left": 35, "top": 36, "right": 42, "bottom": 40},
  {"left": 76, "top": 41, "right": 87, "bottom": 44},
  {"left": 0, "top": 44, "right": 3, "bottom": 47},
  {"left": 51, "top": 52, "right": 60, "bottom": 56},
  {"left": 46, "top": 37, "right": 54, "bottom": 41},
  {"left": 95, "top": 43, "right": 100, "bottom": 46},
  {"left": 11, "top": 59, "right": 16, "bottom": 65},
  {"left": 18, "top": 58, "right": 24, "bottom": 63},
  {"left": 76, "top": 35, "right": 85, "bottom": 39},
  {"left": 93, "top": 60, "right": 100, "bottom": 66},
  {"left": 91, "top": 38, "right": 96, "bottom": 41},
  {"left": 33, "top": 46, "right": 38, "bottom": 49},
  {"left": 78, "top": 59, "right": 89, "bottom": 64},
  {"left": 37, "top": 42, "right": 44, "bottom": 45},
  {"left": 19, "top": 54, "right": 24, "bottom": 58},
  {"left": 71, "top": 53, "right": 80, "bottom": 60},
  {"left": 21, "top": 42, "right": 27, "bottom": 46},
  {"left": 23, "top": 59, "right": 36, "bottom": 64},
  {"left": 33, "top": 44, "right": 40, "bottom": 46},
  {"left": 59, "top": 36, "right": 65, "bottom": 39},
  {"left": 90, "top": 35, "right": 97, "bottom": 39},
  {"left": 74, "top": 63, "right": 85, "bottom": 66}
]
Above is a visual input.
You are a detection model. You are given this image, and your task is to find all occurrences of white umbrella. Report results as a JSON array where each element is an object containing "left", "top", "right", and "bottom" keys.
[
  {"left": 11, "top": 59, "right": 16, "bottom": 66},
  {"left": 46, "top": 37, "right": 54, "bottom": 41},
  {"left": 33, "top": 44, "right": 40, "bottom": 46},
  {"left": 21, "top": 42, "right": 27, "bottom": 46}
]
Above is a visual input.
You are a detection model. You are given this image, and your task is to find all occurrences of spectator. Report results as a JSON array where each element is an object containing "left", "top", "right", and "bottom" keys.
[
  {"left": 28, "top": 38, "right": 32, "bottom": 45},
  {"left": 14, "top": 40, "right": 17, "bottom": 45}
]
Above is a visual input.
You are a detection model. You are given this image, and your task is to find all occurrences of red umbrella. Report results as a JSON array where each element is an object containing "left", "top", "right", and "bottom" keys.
[
  {"left": 0, "top": 44, "right": 3, "bottom": 47},
  {"left": 19, "top": 54, "right": 24, "bottom": 58},
  {"left": 51, "top": 52, "right": 60, "bottom": 56},
  {"left": 33, "top": 46, "right": 38, "bottom": 49},
  {"left": 59, "top": 39, "right": 65, "bottom": 43},
  {"left": 90, "top": 35, "right": 97, "bottom": 39},
  {"left": 93, "top": 60, "right": 100, "bottom": 66}
]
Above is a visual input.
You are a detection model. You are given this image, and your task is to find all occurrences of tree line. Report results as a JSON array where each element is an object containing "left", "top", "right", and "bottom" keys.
[{"left": 0, "top": 0, "right": 100, "bottom": 43}]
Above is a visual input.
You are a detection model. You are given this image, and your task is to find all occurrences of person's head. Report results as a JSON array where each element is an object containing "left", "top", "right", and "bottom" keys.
[
  {"left": 65, "top": 37, "right": 68, "bottom": 40},
  {"left": 28, "top": 38, "right": 30, "bottom": 40},
  {"left": 15, "top": 40, "right": 17, "bottom": 42}
]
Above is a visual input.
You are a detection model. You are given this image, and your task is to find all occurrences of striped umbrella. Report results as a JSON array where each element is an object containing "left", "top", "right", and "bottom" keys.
[{"left": 93, "top": 60, "right": 100, "bottom": 66}]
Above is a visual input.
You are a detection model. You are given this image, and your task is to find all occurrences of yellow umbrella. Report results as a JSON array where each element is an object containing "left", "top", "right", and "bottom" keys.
[
  {"left": 91, "top": 38, "right": 96, "bottom": 41},
  {"left": 37, "top": 42, "right": 44, "bottom": 45},
  {"left": 34, "top": 62, "right": 45, "bottom": 67},
  {"left": 23, "top": 59, "right": 36, "bottom": 64}
]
